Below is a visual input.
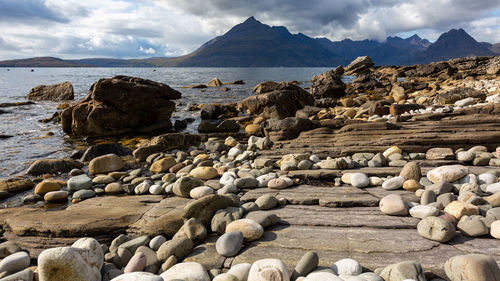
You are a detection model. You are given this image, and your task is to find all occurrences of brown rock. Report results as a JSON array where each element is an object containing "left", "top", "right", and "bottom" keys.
[
  {"left": 400, "top": 162, "right": 421, "bottom": 181},
  {"left": 27, "top": 159, "right": 83, "bottom": 175},
  {"left": 150, "top": 157, "right": 177, "bottom": 174},
  {"left": 207, "top": 77, "right": 223, "bottom": 87},
  {"left": 34, "top": 180, "right": 63, "bottom": 195},
  {"left": 89, "top": 154, "right": 124, "bottom": 174},
  {"left": 445, "top": 254, "right": 500, "bottom": 281},
  {"left": 26, "top": 81, "right": 74, "bottom": 101},
  {"left": 0, "top": 178, "right": 34, "bottom": 193},
  {"left": 310, "top": 69, "right": 346, "bottom": 99},
  {"left": 426, "top": 147, "right": 454, "bottom": 160}
]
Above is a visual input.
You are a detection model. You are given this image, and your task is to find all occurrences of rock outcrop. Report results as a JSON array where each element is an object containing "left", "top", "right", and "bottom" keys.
[
  {"left": 310, "top": 69, "right": 346, "bottom": 99},
  {"left": 239, "top": 82, "right": 313, "bottom": 119},
  {"left": 61, "top": 76, "right": 181, "bottom": 137},
  {"left": 26, "top": 81, "right": 74, "bottom": 101}
]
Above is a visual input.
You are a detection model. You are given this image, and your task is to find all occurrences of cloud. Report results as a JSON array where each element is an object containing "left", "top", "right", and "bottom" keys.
[
  {"left": 0, "top": 0, "right": 498, "bottom": 60},
  {"left": 0, "top": 0, "right": 68, "bottom": 22}
]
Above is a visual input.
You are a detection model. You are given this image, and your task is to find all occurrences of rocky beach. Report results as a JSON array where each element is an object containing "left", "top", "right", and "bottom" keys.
[{"left": 0, "top": 55, "right": 499, "bottom": 281}]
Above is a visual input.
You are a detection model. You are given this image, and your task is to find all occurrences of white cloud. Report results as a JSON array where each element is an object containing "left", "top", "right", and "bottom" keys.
[{"left": 0, "top": 0, "right": 498, "bottom": 60}]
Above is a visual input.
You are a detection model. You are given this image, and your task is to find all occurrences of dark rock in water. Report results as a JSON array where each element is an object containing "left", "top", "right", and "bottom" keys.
[
  {"left": 310, "top": 69, "right": 346, "bottom": 99},
  {"left": 207, "top": 77, "right": 223, "bottom": 87},
  {"left": 200, "top": 103, "right": 238, "bottom": 120},
  {"left": 133, "top": 133, "right": 202, "bottom": 161},
  {"left": 0, "top": 101, "right": 35, "bottom": 108},
  {"left": 0, "top": 135, "right": 13, "bottom": 139},
  {"left": 434, "top": 87, "right": 486, "bottom": 105},
  {"left": 226, "top": 80, "right": 245, "bottom": 85},
  {"left": 240, "top": 82, "right": 314, "bottom": 119},
  {"left": 27, "top": 158, "right": 83, "bottom": 175},
  {"left": 26, "top": 81, "right": 74, "bottom": 101},
  {"left": 0, "top": 178, "right": 34, "bottom": 193},
  {"left": 81, "top": 143, "right": 132, "bottom": 162},
  {"left": 253, "top": 81, "right": 279, "bottom": 94},
  {"left": 198, "top": 120, "right": 240, "bottom": 133},
  {"left": 349, "top": 74, "right": 384, "bottom": 91},
  {"left": 0, "top": 109, "right": 7, "bottom": 114},
  {"left": 263, "top": 117, "right": 313, "bottom": 141},
  {"left": 23, "top": 194, "right": 43, "bottom": 205},
  {"left": 61, "top": 76, "right": 181, "bottom": 137},
  {"left": 185, "top": 84, "right": 207, "bottom": 89},
  {"left": 174, "top": 119, "right": 188, "bottom": 132},
  {"left": 344, "top": 56, "right": 374, "bottom": 75}
]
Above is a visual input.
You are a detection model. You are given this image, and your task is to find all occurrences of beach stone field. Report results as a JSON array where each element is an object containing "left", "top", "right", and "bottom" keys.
[{"left": 0, "top": 55, "right": 500, "bottom": 280}]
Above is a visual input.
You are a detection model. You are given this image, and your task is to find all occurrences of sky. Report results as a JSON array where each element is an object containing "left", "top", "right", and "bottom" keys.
[{"left": 0, "top": 0, "right": 499, "bottom": 60}]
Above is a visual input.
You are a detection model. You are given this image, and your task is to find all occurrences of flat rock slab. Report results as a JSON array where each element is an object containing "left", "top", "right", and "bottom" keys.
[
  {"left": 241, "top": 185, "right": 379, "bottom": 207},
  {"left": 3, "top": 195, "right": 165, "bottom": 257},
  {"left": 271, "top": 205, "right": 419, "bottom": 229}
]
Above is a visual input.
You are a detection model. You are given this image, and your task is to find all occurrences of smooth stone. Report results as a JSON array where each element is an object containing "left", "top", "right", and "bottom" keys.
[
  {"left": 417, "top": 216, "right": 456, "bottom": 242},
  {"left": 420, "top": 190, "right": 436, "bottom": 205},
  {"left": 426, "top": 147, "right": 454, "bottom": 160},
  {"left": 457, "top": 216, "right": 489, "bottom": 237},
  {"left": 211, "top": 207, "right": 244, "bottom": 234},
  {"left": 491, "top": 220, "right": 500, "bottom": 239},
  {"left": 0, "top": 268, "right": 33, "bottom": 281},
  {"left": 119, "top": 236, "right": 150, "bottom": 255},
  {"left": 255, "top": 194, "right": 278, "bottom": 210},
  {"left": 457, "top": 151, "right": 475, "bottom": 162},
  {"left": 266, "top": 178, "right": 287, "bottom": 190},
  {"left": 437, "top": 193, "right": 455, "bottom": 208},
  {"left": 369, "top": 177, "right": 383, "bottom": 186},
  {"left": 382, "top": 176, "right": 405, "bottom": 190},
  {"left": 149, "top": 236, "right": 167, "bottom": 251},
  {"left": 124, "top": 252, "right": 147, "bottom": 273},
  {"left": 92, "top": 175, "right": 115, "bottom": 184},
  {"left": 0, "top": 242, "right": 22, "bottom": 259},
  {"left": 400, "top": 162, "right": 421, "bottom": 181},
  {"left": 486, "top": 182, "right": 500, "bottom": 194},
  {"left": 72, "top": 189, "right": 96, "bottom": 200},
  {"left": 426, "top": 181, "right": 454, "bottom": 195},
  {"left": 350, "top": 173, "right": 369, "bottom": 188},
  {"left": 0, "top": 251, "right": 30, "bottom": 274},
  {"left": 383, "top": 146, "right": 402, "bottom": 158},
  {"left": 213, "top": 273, "right": 239, "bottom": 281},
  {"left": 257, "top": 173, "right": 278, "bottom": 188},
  {"left": 291, "top": 251, "right": 319, "bottom": 281},
  {"left": 403, "top": 179, "right": 423, "bottom": 192},
  {"left": 303, "top": 272, "right": 342, "bottom": 281},
  {"left": 298, "top": 160, "right": 313, "bottom": 170},
  {"left": 149, "top": 184, "right": 164, "bottom": 195},
  {"left": 427, "top": 165, "right": 468, "bottom": 183},
  {"left": 150, "top": 157, "right": 177, "bottom": 174},
  {"left": 216, "top": 231, "right": 243, "bottom": 257},
  {"left": 227, "top": 263, "right": 251, "bottom": 281},
  {"left": 444, "top": 254, "right": 500, "bottom": 281},
  {"left": 444, "top": 201, "right": 480, "bottom": 220},
  {"left": 190, "top": 186, "right": 214, "bottom": 199},
  {"left": 190, "top": 167, "right": 219, "bottom": 180},
  {"left": 44, "top": 191, "right": 68, "bottom": 203},
  {"left": 409, "top": 205, "right": 439, "bottom": 219},
  {"left": 248, "top": 259, "right": 290, "bottom": 281},
  {"left": 174, "top": 218, "right": 207, "bottom": 242},
  {"left": 245, "top": 211, "right": 279, "bottom": 228},
  {"left": 234, "top": 177, "right": 258, "bottom": 189},
  {"left": 34, "top": 180, "right": 63, "bottom": 195},
  {"left": 358, "top": 272, "right": 384, "bottom": 281},
  {"left": 156, "top": 237, "right": 193, "bottom": 262},
  {"left": 160, "top": 262, "right": 209, "bottom": 281},
  {"left": 68, "top": 174, "right": 92, "bottom": 192},
  {"left": 105, "top": 182, "right": 124, "bottom": 194},
  {"left": 173, "top": 177, "right": 204, "bottom": 198},
  {"left": 379, "top": 194, "right": 408, "bottom": 216},
  {"left": 378, "top": 261, "right": 426, "bottom": 281},
  {"left": 110, "top": 272, "right": 163, "bottom": 281},
  {"left": 331, "top": 258, "right": 362, "bottom": 276},
  {"left": 226, "top": 219, "right": 264, "bottom": 242},
  {"left": 89, "top": 154, "right": 124, "bottom": 174}
]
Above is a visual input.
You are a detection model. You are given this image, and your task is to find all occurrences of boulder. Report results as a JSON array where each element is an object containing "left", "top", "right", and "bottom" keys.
[
  {"left": 253, "top": 81, "right": 279, "bottom": 94},
  {"left": 344, "top": 56, "right": 374, "bottom": 75},
  {"left": 198, "top": 120, "right": 240, "bottom": 133},
  {"left": 310, "top": 69, "right": 346, "bottom": 99},
  {"left": 200, "top": 103, "right": 238, "bottom": 120},
  {"left": 80, "top": 143, "right": 131, "bottom": 162},
  {"left": 89, "top": 154, "right": 124, "bottom": 174},
  {"left": 263, "top": 117, "right": 313, "bottom": 141},
  {"left": 207, "top": 77, "right": 223, "bottom": 87},
  {"left": 183, "top": 194, "right": 240, "bottom": 227},
  {"left": 444, "top": 254, "right": 500, "bottom": 281},
  {"left": 349, "top": 74, "right": 383, "bottom": 91},
  {"left": 417, "top": 216, "right": 456, "bottom": 242},
  {"left": 61, "top": 76, "right": 181, "bottom": 137},
  {"left": 0, "top": 178, "right": 34, "bottom": 193},
  {"left": 27, "top": 158, "right": 83, "bottom": 175},
  {"left": 26, "top": 81, "right": 74, "bottom": 101},
  {"left": 239, "top": 82, "right": 314, "bottom": 119}
]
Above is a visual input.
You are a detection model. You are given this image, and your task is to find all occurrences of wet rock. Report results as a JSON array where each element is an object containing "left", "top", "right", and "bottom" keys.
[
  {"left": 27, "top": 159, "right": 83, "bottom": 175},
  {"left": 27, "top": 81, "right": 74, "bottom": 101},
  {"left": 68, "top": 174, "right": 92, "bottom": 192},
  {"left": 44, "top": 191, "right": 68, "bottom": 203},
  {"left": 201, "top": 103, "right": 238, "bottom": 120}
]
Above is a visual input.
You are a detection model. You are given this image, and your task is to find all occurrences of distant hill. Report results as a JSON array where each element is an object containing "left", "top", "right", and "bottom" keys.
[
  {"left": 0, "top": 18, "right": 498, "bottom": 67},
  {"left": 410, "top": 28, "right": 496, "bottom": 64}
]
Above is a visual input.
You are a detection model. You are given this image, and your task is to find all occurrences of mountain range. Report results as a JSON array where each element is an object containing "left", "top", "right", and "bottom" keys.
[{"left": 0, "top": 16, "right": 498, "bottom": 67}]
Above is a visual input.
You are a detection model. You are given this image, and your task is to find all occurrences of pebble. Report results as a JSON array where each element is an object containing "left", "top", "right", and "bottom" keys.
[
  {"left": 420, "top": 190, "right": 436, "bottom": 205},
  {"left": 457, "top": 151, "right": 475, "bottom": 162},
  {"left": 34, "top": 180, "right": 62, "bottom": 195},
  {"left": 160, "top": 262, "right": 210, "bottom": 281},
  {"left": 92, "top": 175, "right": 115, "bottom": 184},
  {"left": 0, "top": 268, "right": 34, "bottom": 281},
  {"left": 457, "top": 216, "right": 489, "bottom": 237},
  {"left": 417, "top": 216, "right": 456, "bottom": 242},
  {"left": 213, "top": 273, "right": 239, "bottom": 281},
  {"left": 245, "top": 211, "right": 278, "bottom": 228},
  {"left": 383, "top": 146, "right": 402, "bottom": 158},
  {"left": 486, "top": 182, "right": 500, "bottom": 194},
  {"left": 444, "top": 254, "right": 500, "bottom": 281},
  {"left": 267, "top": 178, "right": 289, "bottom": 190},
  {"left": 44, "top": 191, "right": 68, "bottom": 203},
  {"left": 369, "top": 177, "right": 383, "bottom": 186},
  {"left": 149, "top": 235, "right": 167, "bottom": 251},
  {"left": 190, "top": 186, "right": 214, "bottom": 199},
  {"left": 331, "top": 258, "right": 362, "bottom": 276},
  {"left": 427, "top": 165, "right": 469, "bottom": 183},
  {"left": 156, "top": 237, "right": 193, "bottom": 262},
  {"left": 72, "top": 189, "right": 96, "bottom": 200},
  {"left": 124, "top": 252, "right": 147, "bottom": 273},
  {"left": 444, "top": 201, "right": 479, "bottom": 219},
  {"left": 226, "top": 219, "right": 264, "bottom": 242},
  {"left": 303, "top": 272, "right": 342, "bottom": 281},
  {"left": 409, "top": 205, "right": 439, "bottom": 219},
  {"left": 134, "top": 180, "right": 151, "bottom": 195},
  {"left": 149, "top": 184, "right": 164, "bottom": 195},
  {"left": 248, "top": 259, "right": 290, "bottom": 281},
  {"left": 379, "top": 194, "right": 408, "bottom": 216},
  {"left": 399, "top": 162, "right": 421, "bottom": 181},
  {"left": 89, "top": 153, "right": 124, "bottom": 174},
  {"left": 255, "top": 194, "right": 278, "bottom": 210},
  {"left": 105, "top": 182, "right": 124, "bottom": 194},
  {"left": 490, "top": 220, "right": 500, "bottom": 239},
  {"left": 350, "top": 173, "right": 369, "bottom": 188},
  {"left": 234, "top": 177, "right": 258, "bottom": 189},
  {"left": 67, "top": 174, "right": 92, "bottom": 192},
  {"left": 190, "top": 167, "right": 219, "bottom": 180},
  {"left": 111, "top": 272, "right": 163, "bottom": 281},
  {"left": 216, "top": 231, "right": 243, "bottom": 257},
  {"left": 0, "top": 251, "right": 30, "bottom": 274},
  {"left": 227, "top": 263, "right": 251, "bottom": 281},
  {"left": 378, "top": 261, "right": 426, "bottom": 281},
  {"left": 382, "top": 176, "right": 405, "bottom": 190},
  {"left": 257, "top": 173, "right": 277, "bottom": 187},
  {"left": 291, "top": 251, "right": 318, "bottom": 280}
]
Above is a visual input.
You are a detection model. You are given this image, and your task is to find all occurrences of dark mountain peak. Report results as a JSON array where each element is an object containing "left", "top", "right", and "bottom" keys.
[
  {"left": 439, "top": 28, "right": 473, "bottom": 41},
  {"left": 408, "top": 34, "right": 422, "bottom": 40},
  {"left": 241, "top": 16, "right": 262, "bottom": 26}
]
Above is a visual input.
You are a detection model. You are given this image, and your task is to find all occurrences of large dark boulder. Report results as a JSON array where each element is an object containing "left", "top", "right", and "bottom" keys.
[
  {"left": 310, "top": 69, "right": 346, "bottom": 99},
  {"left": 61, "top": 76, "right": 181, "bottom": 137},
  {"left": 239, "top": 82, "right": 314, "bottom": 119},
  {"left": 80, "top": 143, "right": 132, "bottom": 162},
  {"left": 27, "top": 81, "right": 74, "bottom": 101},
  {"left": 200, "top": 103, "right": 238, "bottom": 120},
  {"left": 198, "top": 120, "right": 240, "bottom": 133},
  {"left": 263, "top": 117, "right": 313, "bottom": 141},
  {"left": 349, "top": 74, "right": 384, "bottom": 91}
]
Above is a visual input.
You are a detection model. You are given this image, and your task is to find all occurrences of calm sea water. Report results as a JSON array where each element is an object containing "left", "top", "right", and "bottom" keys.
[{"left": 0, "top": 67, "right": 339, "bottom": 178}]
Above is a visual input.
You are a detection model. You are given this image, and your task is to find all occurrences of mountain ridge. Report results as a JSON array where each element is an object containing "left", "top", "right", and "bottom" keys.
[{"left": 0, "top": 17, "right": 498, "bottom": 67}]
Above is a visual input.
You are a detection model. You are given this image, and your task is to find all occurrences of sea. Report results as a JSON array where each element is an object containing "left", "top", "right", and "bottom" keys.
[{"left": 0, "top": 67, "right": 349, "bottom": 178}]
